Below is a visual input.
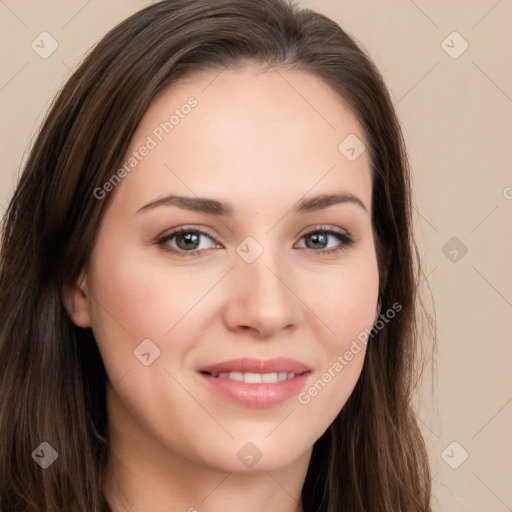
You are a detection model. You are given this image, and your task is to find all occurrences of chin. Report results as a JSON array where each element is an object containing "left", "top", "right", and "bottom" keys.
[{"left": 197, "top": 435, "right": 313, "bottom": 474}]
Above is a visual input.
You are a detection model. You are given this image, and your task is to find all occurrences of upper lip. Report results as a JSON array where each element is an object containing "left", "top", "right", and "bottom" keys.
[{"left": 198, "top": 357, "right": 311, "bottom": 375}]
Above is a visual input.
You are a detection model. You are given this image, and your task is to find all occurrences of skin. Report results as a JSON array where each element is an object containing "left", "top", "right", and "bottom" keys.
[{"left": 64, "top": 65, "right": 380, "bottom": 512}]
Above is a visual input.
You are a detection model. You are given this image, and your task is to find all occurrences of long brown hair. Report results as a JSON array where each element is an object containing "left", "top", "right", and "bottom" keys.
[{"left": 0, "top": 1, "right": 434, "bottom": 510}]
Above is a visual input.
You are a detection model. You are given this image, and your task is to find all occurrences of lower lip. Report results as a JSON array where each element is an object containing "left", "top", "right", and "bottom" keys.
[{"left": 198, "top": 372, "right": 311, "bottom": 408}]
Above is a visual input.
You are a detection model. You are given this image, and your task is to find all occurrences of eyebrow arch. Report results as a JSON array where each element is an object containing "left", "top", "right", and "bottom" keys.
[
  {"left": 136, "top": 195, "right": 234, "bottom": 216},
  {"left": 293, "top": 192, "right": 368, "bottom": 214},
  {"left": 135, "top": 192, "right": 368, "bottom": 216}
]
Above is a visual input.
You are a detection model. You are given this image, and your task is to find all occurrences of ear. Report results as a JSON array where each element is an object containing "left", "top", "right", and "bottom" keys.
[{"left": 62, "top": 272, "right": 92, "bottom": 328}]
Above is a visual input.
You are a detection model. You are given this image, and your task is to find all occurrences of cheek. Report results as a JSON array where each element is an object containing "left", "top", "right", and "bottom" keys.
[
  {"left": 85, "top": 241, "right": 203, "bottom": 440},
  {"left": 293, "top": 251, "right": 379, "bottom": 427},
  {"left": 88, "top": 246, "right": 193, "bottom": 342},
  {"left": 303, "top": 251, "right": 380, "bottom": 351},
  {"left": 332, "top": 269, "right": 379, "bottom": 347},
  {"left": 84, "top": 237, "right": 187, "bottom": 387}
]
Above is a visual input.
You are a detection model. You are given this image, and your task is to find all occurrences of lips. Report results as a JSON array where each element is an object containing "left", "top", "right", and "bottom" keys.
[
  {"left": 197, "top": 357, "right": 311, "bottom": 375},
  {"left": 196, "top": 357, "right": 312, "bottom": 407}
]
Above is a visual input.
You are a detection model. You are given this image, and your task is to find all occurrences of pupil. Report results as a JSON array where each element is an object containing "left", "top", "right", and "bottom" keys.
[
  {"left": 178, "top": 233, "right": 199, "bottom": 250},
  {"left": 307, "top": 232, "right": 327, "bottom": 249}
]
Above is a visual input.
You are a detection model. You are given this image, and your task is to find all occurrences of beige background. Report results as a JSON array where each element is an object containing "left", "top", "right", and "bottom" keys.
[{"left": 1, "top": 1, "right": 511, "bottom": 510}]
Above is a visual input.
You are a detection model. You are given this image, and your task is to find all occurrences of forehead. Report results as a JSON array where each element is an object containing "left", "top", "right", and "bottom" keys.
[{"left": 115, "top": 66, "right": 372, "bottom": 214}]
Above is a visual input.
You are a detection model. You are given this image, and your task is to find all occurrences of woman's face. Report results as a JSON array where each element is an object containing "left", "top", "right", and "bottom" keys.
[{"left": 70, "top": 66, "right": 379, "bottom": 474}]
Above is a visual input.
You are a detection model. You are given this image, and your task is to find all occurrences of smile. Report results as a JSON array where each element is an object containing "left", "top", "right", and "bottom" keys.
[
  {"left": 204, "top": 371, "right": 298, "bottom": 383},
  {"left": 197, "top": 358, "right": 312, "bottom": 407}
]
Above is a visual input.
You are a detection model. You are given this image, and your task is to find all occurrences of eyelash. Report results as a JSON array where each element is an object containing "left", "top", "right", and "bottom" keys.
[{"left": 157, "top": 225, "right": 355, "bottom": 258}]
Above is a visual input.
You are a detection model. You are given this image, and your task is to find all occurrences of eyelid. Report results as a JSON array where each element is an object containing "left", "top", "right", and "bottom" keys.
[
  {"left": 295, "top": 224, "right": 352, "bottom": 240},
  {"left": 156, "top": 225, "right": 221, "bottom": 245}
]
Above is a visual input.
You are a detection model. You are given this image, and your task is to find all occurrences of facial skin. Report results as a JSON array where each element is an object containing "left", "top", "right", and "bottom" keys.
[{"left": 65, "top": 65, "right": 380, "bottom": 512}]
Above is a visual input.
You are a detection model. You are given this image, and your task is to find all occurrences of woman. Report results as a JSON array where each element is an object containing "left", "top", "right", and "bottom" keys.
[{"left": 0, "top": 0, "right": 434, "bottom": 510}]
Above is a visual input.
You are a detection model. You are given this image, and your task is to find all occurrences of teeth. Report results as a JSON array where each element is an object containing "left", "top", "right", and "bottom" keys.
[
  {"left": 209, "top": 371, "right": 297, "bottom": 383},
  {"left": 244, "top": 372, "right": 261, "bottom": 383}
]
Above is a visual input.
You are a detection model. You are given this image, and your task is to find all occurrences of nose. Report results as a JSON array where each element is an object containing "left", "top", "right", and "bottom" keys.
[{"left": 222, "top": 245, "right": 302, "bottom": 338}]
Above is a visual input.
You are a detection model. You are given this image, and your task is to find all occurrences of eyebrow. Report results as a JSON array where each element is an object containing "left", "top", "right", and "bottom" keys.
[{"left": 135, "top": 192, "right": 368, "bottom": 216}]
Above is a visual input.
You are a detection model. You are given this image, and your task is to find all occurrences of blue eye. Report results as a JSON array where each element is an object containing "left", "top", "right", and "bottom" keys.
[
  {"left": 157, "top": 226, "right": 355, "bottom": 257},
  {"left": 297, "top": 228, "right": 355, "bottom": 255}
]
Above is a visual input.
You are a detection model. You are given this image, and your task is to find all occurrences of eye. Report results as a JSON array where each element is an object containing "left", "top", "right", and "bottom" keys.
[
  {"left": 157, "top": 227, "right": 219, "bottom": 257},
  {"left": 296, "top": 227, "right": 355, "bottom": 255},
  {"left": 157, "top": 225, "right": 355, "bottom": 258}
]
